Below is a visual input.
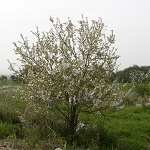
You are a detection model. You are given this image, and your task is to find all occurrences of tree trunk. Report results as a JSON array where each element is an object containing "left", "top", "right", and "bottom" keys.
[{"left": 69, "top": 104, "right": 78, "bottom": 135}]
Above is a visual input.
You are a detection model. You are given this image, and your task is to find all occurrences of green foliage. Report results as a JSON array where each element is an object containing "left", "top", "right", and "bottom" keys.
[
  {"left": 0, "top": 75, "right": 7, "bottom": 81},
  {"left": 134, "top": 83, "right": 150, "bottom": 98},
  {"left": 131, "top": 69, "right": 150, "bottom": 106},
  {"left": 115, "top": 65, "right": 150, "bottom": 83},
  {"left": 0, "top": 87, "right": 24, "bottom": 140},
  {"left": 10, "top": 75, "right": 21, "bottom": 84},
  {"left": 0, "top": 76, "right": 8, "bottom": 86},
  {"left": 0, "top": 123, "right": 23, "bottom": 139},
  {"left": 115, "top": 65, "right": 150, "bottom": 106}
]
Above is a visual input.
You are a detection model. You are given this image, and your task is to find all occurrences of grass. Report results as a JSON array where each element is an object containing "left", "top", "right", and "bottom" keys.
[
  {"left": 120, "top": 83, "right": 134, "bottom": 92},
  {"left": 105, "top": 106, "right": 150, "bottom": 149},
  {"left": 0, "top": 81, "right": 150, "bottom": 149}
]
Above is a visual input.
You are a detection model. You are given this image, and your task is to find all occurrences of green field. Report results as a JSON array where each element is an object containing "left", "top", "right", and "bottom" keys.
[{"left": 0, "top": 82, "right": 150, "bottom": 149}]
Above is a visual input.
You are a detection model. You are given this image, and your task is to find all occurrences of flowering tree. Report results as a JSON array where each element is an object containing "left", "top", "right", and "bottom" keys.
[
  {"left": 130, "top": 69, "right": 150, "bottom": 106},
  {"left": 10, "top": 16, "right": 122, "bottom": 134}
]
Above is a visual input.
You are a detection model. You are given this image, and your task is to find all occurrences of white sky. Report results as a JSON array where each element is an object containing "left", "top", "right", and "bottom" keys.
[{"left": 0, "top": 0, "right": 150, "bottom": 74}]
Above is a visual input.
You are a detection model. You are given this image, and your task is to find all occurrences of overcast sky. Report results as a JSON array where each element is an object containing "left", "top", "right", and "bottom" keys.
[{"left": 0, "top": 0, "right": 150, "bottom": 74}]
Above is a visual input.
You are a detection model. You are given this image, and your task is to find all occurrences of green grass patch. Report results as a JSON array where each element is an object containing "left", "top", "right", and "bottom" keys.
[
  {"left": 119, "top": 83, "right": 134, "bottom": 91},
  {"left": 0, "top": 122, "right": 23, "bottom": 139},
  {"left": 105, "top": 106, "right": 150, "bottom": 149}
]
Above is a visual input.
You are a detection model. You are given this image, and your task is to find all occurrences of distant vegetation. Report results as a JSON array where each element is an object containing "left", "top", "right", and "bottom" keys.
[{"left": 115, "top": 65, "right": 150, "bottom": 83}]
